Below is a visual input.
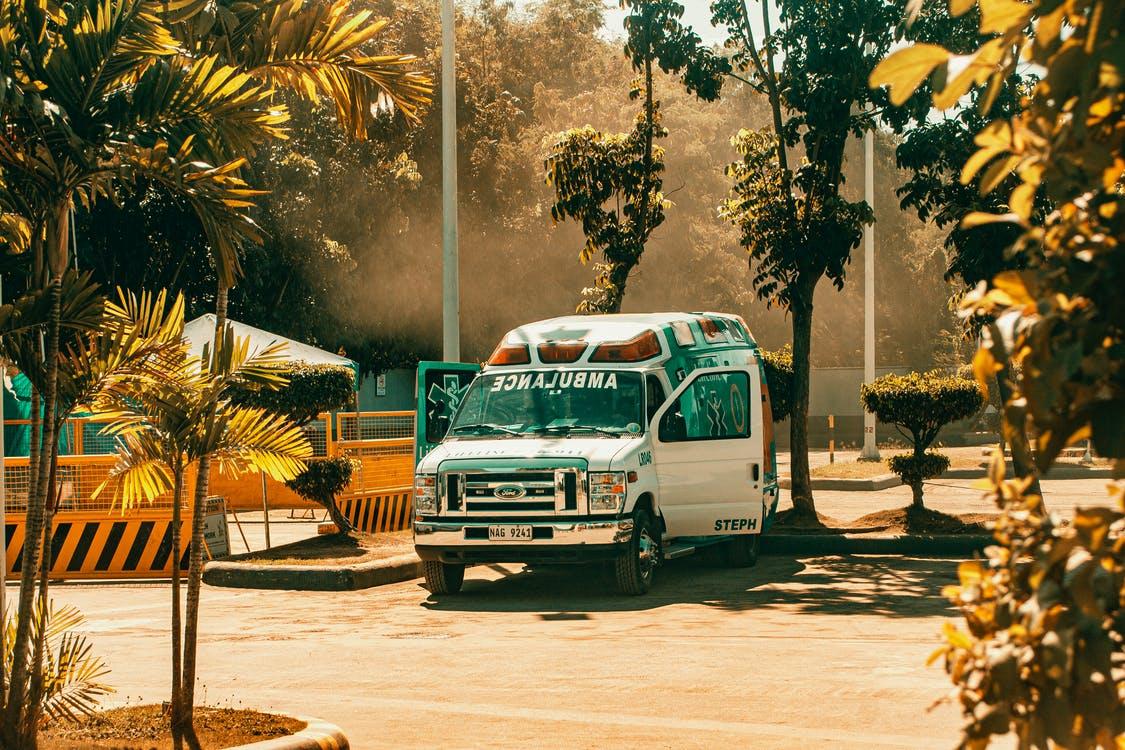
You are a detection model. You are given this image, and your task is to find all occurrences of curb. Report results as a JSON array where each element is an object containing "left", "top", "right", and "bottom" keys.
[
  {"left": 203, "top": 552, "right": 423, "bottom": 591},
  {"left": 762, "top": 533, "right": 991, "bottom": 555},
  {"left": 226, "top": 716, "right": 348, "bottom": 750},
  {"left": 779, "top": 474, "right": 901, "bottom": 491},
  {"left": 940, "top": 466, "right": 1112, "bottom": 480}
]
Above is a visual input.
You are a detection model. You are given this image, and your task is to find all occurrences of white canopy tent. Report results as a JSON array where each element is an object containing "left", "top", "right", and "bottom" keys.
[{"left": 182, "top": 314, "right": 359, "bottom": 386}]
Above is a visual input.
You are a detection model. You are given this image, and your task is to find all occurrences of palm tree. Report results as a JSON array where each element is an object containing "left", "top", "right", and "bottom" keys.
[
  {"left": 0, "top": 4, "right": 278, "bottom": 739},
  {"left": 93, "top": 322, "right": 311, "bottom": 749},
  {"left": 163, "top": 4, "right": 431, "bottom": 731}
]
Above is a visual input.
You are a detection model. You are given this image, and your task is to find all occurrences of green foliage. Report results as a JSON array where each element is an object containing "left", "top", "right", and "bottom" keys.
[
  {"left": 285, "top": 456, "right": 358, "bottom": 506},
  {"left": 231, "top": 363, "right": 354, "bottom": 427},
  {"left": 887, "top": 451, "right": 950, "bottom": 486},
  {"left": 546, "top": 0, "right": 727, "bottom": 313},
  {"left": 861, "top": 371, "right": 984, "bottom": 450},
  {"left": 760, "top": 345, "right": 793, "bottom": 423},
  {"left": 3, "top": 601, "right": 112, "bottom": 728},
  {"left": 545, "top": 123, "right": 667, "bottom": 313},
  {"left": 862, "top": 371, "right": 982, "bottom": 505},
  {"left": 285, "top": 456, "right": 360, "bottom": 533}
]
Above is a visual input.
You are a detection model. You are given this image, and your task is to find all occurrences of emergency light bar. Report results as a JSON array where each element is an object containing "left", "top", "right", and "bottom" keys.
[{"left": 589, "top": 330, "right": 661, "bottom": 363}]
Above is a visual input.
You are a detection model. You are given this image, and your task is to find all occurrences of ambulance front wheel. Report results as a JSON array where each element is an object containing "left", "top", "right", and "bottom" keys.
[
  {"left": 614, "top": 509, "right": 660, "bottom": 595},
  {"left": 423, "top": 560, "right": 465, "bottom": 594},
  {"left": 724, "top": 534, "right": 760, "bottom": 568}
]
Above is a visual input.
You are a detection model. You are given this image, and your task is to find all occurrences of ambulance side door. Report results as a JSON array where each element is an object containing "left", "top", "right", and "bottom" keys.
[{"left": 649, "top": 366, "right": 764, "bottom": 537}]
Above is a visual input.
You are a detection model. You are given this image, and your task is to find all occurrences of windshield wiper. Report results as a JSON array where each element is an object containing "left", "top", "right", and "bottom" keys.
[
  {"left": 449, "top": 423, "right": 522, "bottom": 436},
  {"left": 532, "top": 424, "right": 622, "bottom": 438}
]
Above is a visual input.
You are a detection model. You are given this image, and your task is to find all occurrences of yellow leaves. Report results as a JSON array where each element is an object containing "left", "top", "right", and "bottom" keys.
[
  {"left": 869, "top": 44, "right": 950, "bottom": 106},
  {"left": 934, "top": 39, "right": 1010, "bottom": 109},
  {"left": 992, "top": 271, "right": 1035, "bottom": 306},
  {"left": 949, "top": 0, "right": 978, "bottom": 15},
  {"left": 978, "top": 0, "right": 1032, "bottom": 34},
  {"left": 943, "top": 622, "right": 974, "bottom": 650},
  {"left": 1009, "top": 182, "right": 1037, "bottom": 220},
  {"left": 959, "top": 560, "right": 984, "bottom": 587},
  {"left": 972, "top": 348, "right": 1001, "bottom": 399}
]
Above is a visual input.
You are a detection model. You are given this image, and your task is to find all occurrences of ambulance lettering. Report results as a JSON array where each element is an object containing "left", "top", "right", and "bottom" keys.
[{"left": 713, "top": 518, "right": 758, "bottom": 532}]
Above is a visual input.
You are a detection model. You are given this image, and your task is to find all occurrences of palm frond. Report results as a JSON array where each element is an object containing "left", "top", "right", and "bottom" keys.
[{"left": 234, "top": 0, "right": 431, "bottom": 135}]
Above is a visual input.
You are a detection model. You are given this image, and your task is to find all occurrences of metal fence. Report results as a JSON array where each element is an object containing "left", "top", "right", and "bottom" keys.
[{"left": 3, "top": 411, "right": 416, "bottom": 512}]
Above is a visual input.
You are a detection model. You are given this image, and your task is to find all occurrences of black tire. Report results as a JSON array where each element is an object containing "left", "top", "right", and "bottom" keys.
[
  {"left": 423, "top": 560, "right": 465, "bottom": 594},
  {"left": 724, "top": 534, "right": 760, "bottom": 568},
  {"left": 614, "top": 509, "right": 660, "bottom": 595}
]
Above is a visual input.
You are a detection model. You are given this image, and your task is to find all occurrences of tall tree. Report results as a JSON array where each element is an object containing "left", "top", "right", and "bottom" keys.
[
  {"left": 713, "top": 0, "right": 925, "bottom": 519},
  {"left": 546, "top": 0, "right": 727, "bottom": 312}
]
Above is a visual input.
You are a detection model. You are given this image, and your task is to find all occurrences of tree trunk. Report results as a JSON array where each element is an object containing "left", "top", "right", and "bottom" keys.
[
  {"left": 170, "top": 467, "right": 185, "bottom": 750},
  {"left": 3, "top": 273, "right": 62, "bottom": 747},
  {"left": 179, "top": 285, "right": 228, "bottom": 750},
  {"left": 788, "top": 283, "right": 817, "bottom": 520},
  {"left": 910, "top": 481, "right": 925, "bottom": 508},
  {"left": 324, "top": 495, "right": 353, "bottom": 534},
  {"left": 994, "top": 375, "right": 1044, "bottom": 503},
  {"left": 25, "top": 449, "right": 61, "bottom": 742}
]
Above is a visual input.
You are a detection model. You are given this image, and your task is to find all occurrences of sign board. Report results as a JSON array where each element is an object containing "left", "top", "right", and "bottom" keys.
[
  {"left": 203, "top": 498, "right": 231, "bottom": 559},
  {"left": 414, "top": 361, "right": 481, "bottom": 464},
  {"left": 376, "top": 373, "right": 387, "bottom": 397}
]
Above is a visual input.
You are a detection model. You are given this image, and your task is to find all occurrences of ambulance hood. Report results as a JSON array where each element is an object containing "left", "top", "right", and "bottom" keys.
[{"left": 417, "top": 436, "right": 639, "bottom": 473}]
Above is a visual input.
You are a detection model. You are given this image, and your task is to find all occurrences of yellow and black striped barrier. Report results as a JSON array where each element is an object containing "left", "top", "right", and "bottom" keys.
[
  {"left": 338, "top": 488, "right": 412, "bottom": 534},
  {"left": 4, "top": 511, "right": 192, "bottom": 580}
]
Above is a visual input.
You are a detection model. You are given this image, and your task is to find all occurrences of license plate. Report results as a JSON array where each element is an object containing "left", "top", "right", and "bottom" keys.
[{"left": 488, "top": 525, "right": 533, "bottom": 542}]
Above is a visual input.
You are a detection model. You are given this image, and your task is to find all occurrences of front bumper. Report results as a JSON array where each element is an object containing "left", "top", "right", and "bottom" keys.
[{"left": 414, "top": 518, "right": 633, "bottom": 564}]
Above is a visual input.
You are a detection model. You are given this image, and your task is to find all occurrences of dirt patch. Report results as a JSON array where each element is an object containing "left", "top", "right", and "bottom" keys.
[
  {"left": 773, "top": 505, "right": 992, "bottom": 535},
  {"left": 811, "top": 460, "right": 892, "bottom": 479},
  {"left": 40, "top": 704, "right": 304, "bottom": 749},
  {"left": 232, "top": 530, "right": 414, "bottom": 567},
  {"left": 850, "top": 506, "right": 993, "bottom": 535}
]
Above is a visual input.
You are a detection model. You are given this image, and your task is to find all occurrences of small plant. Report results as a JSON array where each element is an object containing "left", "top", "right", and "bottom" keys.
[
  {"left": 232, "top": 362, "right": 358, "bottom": 532},
  {"left": 285, "top": 456, "right": 361, "bottom": 533},
  {"left": 860, "top": 371, "right": 983, "bottom": 507},
  {"left": 2, "top": 601, "right": 112, "bottom": 731}
]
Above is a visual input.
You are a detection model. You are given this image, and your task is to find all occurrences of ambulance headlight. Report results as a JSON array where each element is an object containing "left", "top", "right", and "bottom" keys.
[
  {"left": 588, "top": 472, "right": 626, "bottom": 512},
  {"left": 414, "top": 474, "right": 438, "bottom": 514}
]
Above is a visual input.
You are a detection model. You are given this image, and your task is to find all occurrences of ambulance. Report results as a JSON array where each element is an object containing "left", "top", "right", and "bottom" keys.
[{"left": 412, "top": 312, "right": 779, "bottom": 595}]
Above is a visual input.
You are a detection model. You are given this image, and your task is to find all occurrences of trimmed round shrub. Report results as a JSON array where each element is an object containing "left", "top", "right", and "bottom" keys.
[
  {"left": 761, "top": 344, "right": 793, "bottom": 423},
  {"left": 231, "top": 362, "right": 355, "bottom": 425},
  {"left": 861, "top": 371, "right": 983, "bottom": 507},
  {"left": 286, "top": 456, "right": 360, "bottom": 533}
]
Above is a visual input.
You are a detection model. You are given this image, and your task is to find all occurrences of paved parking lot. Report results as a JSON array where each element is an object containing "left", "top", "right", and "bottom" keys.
[{"left": 46, "top": 552, "right": 967, "bottom": 749}]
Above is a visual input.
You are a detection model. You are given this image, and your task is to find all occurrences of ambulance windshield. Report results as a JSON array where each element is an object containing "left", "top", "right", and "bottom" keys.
[{"left": 448, "top": 370, "right": 645, "bottom": 438}]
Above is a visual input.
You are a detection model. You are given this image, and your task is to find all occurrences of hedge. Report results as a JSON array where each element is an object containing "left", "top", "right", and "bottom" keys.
[
  {"left": 231, "top": 362, "right": 354, "bottom": 427},
  {"left": 761, "top": 345, "right": 793, "bottom": 423}
]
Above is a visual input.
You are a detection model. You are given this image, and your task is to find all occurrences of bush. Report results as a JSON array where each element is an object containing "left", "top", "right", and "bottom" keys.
[
  {"left": 861, "top": 371, "right": 983, "bottom": 507},
  {"left": 887, "top": 452, "right": 950, "bottom": 488},
  {"left": 285, "top": 456, "right": 359, "bottom": 532},
  {"left": 231, "top": 362, "right": 354, "bottom": 426},
  {"left": 761, "top": 344, "right": 793, "bottom": 423}
]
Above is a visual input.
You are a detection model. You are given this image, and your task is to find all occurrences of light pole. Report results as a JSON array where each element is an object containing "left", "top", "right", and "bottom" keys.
[
  {"left": 441, "top": 0, "right": 460, "bottom": 362},
  {"left": 861, "top": 117, "right": 880, "bottom": 460}
]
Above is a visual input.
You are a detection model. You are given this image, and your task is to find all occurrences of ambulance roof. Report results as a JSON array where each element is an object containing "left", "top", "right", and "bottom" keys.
[
  {"left": 487, "top": 312, "right": 759, "bottom": 370},
  {"left": 503, "top": 312, "right": 750, "bottom": 346}
]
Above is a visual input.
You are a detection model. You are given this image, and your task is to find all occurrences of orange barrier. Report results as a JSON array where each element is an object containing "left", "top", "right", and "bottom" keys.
[{"left": 338, "top": 488, "right": 413, "bottom": 534}]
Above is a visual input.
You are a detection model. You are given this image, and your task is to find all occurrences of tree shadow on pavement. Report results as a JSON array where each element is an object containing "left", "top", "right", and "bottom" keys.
[{"left": 419, "top": 553, "right": 958, "bottom": 618}]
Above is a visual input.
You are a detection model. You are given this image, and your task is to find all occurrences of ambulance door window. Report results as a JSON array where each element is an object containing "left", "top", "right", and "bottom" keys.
[{"left": 659, "top": 371, "right": 751, "bottom": 442}]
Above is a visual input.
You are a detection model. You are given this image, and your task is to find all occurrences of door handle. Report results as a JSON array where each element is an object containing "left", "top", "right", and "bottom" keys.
[{"left": 751, "top": 463, "right": 760, "bottom": 482}]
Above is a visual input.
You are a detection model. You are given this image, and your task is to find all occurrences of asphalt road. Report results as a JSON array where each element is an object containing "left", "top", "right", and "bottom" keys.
[{"left": 47, "top": 552, "right": 968, "bottom": 749}]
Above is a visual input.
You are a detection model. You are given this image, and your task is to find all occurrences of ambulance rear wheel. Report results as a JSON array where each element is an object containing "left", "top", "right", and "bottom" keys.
[
  {"left": 724, "top": 534, "right": 760, "bottom": 568},
  {"left": 423, "top": 560, "right": 465, "bottom": 594},
  {"left": 614, "top": 510, "right": 659, "bottom": 595}
]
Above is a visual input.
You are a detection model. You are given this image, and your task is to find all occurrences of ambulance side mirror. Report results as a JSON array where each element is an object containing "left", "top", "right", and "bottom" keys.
[{"left": 659, "top": 408, "right": 687, "bottom": 442}]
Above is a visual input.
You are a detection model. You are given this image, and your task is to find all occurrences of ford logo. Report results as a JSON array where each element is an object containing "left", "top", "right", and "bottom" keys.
[{"left": 494, "top": 484, "right": 526, "bottom": 500}]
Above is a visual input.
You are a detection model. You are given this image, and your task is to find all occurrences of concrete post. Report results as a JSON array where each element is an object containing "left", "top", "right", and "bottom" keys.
[{"left": 441, "top": 0, "right": 460, "bottom": 362}]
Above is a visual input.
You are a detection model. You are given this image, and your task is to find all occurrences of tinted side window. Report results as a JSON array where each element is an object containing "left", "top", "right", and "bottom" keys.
[{"left": 659, "top": 372, "right": 751, "bottom": 442}]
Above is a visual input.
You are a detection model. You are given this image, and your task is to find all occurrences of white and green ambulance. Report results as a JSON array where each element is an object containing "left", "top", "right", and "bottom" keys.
[{"left": 412, "top": 312, "right": 779, "bottom": 595}]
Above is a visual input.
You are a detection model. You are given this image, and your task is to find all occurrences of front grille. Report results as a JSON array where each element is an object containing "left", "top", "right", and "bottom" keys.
[{"left": 441, "top": 468, "right": 586, "bottom": 516}]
